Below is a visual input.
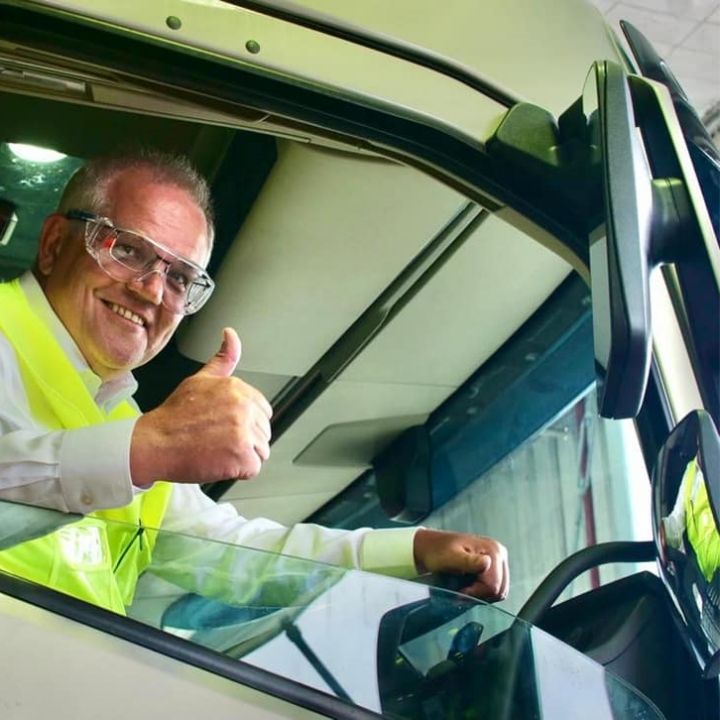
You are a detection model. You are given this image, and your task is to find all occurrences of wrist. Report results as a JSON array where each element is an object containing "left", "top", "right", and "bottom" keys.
[
  {"left": 412, "top": 527, "right": 438, "bottom": 573},
  {"left": 131, "top": 412, "right": 170, "bottom": 486}
]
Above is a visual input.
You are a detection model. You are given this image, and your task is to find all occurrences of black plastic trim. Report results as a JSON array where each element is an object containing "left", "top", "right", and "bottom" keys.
[
  {"left": 673, "top": 259, "right": 720, "bottom": 426},
  {"left": 593, "top": 61, "right": 653, "bottom": 419},
  {"left": 635, "top": 357, "right": 674, "bottom": 474},
  {"left": 620, "top": 20, "right": 720, "bottom": 169},
  {"left": 625, "top": 73, "right": 720, "bottom": 428},
  {"left": 0, "top": 571, "right": 382, "bottom": 719}
]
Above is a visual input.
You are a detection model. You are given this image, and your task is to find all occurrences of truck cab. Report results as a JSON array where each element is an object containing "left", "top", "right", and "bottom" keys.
[{"left": 0, "top": 1, "right": 717, "bottom": 717}]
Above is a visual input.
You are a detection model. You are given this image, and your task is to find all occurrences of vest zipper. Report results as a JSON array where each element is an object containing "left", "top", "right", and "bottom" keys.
[{"left": 112, "top": 520, "right": 145, "bottom": 573}]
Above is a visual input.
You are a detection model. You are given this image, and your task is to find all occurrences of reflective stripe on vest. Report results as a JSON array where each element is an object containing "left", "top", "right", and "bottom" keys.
[{"left": 0, "top": 279, "right": 172, "bottom": 613}]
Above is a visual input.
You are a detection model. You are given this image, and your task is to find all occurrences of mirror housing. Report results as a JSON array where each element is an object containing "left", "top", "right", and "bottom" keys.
[{"left": 590, "top": 61, "right": 716, "bottom": 419}]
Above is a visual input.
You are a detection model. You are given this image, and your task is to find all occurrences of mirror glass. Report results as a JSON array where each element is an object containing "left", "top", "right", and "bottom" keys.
[{"left": 653, "top": 410, "right": 720, "bottom": 677}]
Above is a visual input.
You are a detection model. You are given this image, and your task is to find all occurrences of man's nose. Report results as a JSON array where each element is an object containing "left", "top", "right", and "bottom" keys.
[{"left": 127, "top": 267, "right": 166, "bottom": 305}]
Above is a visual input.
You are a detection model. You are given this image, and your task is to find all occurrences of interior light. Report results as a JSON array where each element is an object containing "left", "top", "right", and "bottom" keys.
[{"left": 8, "top": 143, "right": 66, "bottom": 163}]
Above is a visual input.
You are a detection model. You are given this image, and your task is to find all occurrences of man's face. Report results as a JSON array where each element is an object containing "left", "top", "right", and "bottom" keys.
[{"left": 37, "top": 168, "right": 210, "bottom": 380}]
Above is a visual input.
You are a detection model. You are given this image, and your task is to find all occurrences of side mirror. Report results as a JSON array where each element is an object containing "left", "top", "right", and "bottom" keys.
[
  {"left": 653, "top": 410, "right": 720, "bottom": 678},
  {"left": 588, "top": 61, "right": 652, "bottom": 419},
  {"left": 589, "top": 61, "right": 718, "bottom": 419}
]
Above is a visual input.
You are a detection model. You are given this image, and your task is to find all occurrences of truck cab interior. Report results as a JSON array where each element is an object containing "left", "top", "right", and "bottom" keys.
[{"left": 0, "top": 1, "right": 717, "bottom": 718}]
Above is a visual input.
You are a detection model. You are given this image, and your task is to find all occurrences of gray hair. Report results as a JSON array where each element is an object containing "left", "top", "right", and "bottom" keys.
[{"left": 57, "top": 149, "right": 215, "bottom": 257}]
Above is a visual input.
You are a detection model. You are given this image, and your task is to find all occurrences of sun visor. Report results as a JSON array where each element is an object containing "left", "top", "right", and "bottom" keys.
[{"left": 177, "top": 141, "right": 465, "bottom": 377}]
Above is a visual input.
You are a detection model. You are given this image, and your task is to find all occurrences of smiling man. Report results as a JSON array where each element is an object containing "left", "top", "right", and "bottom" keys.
[
  {"left": 0, "top": 151, "right": 508, "bottom": 613},
  {"left": 39, "top": 171, "right": 211, "bottom": 377}
]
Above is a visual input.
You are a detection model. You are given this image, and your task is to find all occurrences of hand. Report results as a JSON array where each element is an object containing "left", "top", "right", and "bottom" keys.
[
  {"left": 413, "top": 529, "right": 509, "bottom": 602},
  {"left": 131, "top": 327, "right": 272, "bottom": 486}
]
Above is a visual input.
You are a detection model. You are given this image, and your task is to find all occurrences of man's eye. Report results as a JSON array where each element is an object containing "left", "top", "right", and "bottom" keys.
[
  {"left": 114, "top": 243, "right": 138, "bottom": 259},
  {"left": 167, "top": 268, "right": 192, "bottom": 290}
]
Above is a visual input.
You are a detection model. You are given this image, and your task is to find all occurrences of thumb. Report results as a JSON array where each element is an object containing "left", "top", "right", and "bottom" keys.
[
  {"left": 466, "top": 552, "right": 492, "bottom": 575},
  {"left": 198, "top": 327, "right": 241, "bottom": 378}
]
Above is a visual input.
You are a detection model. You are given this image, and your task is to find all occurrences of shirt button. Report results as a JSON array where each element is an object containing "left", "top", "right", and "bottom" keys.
[{"left": 80, "top": 491, "right": 94, "bottom": 506}]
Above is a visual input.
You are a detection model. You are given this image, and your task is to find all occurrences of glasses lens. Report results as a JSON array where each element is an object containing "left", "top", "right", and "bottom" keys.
[
  {"left": 85, "top": 223, "right": 135, "bottom": 283},
  {"left": 184, "top": 278, "right": 214, "bottom": 315},
  {"left": 108, "top": 230, "right": 157, "bottom": 272}
]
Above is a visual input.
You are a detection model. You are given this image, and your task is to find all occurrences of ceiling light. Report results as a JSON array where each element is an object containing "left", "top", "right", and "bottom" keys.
[{"left": 7, "top": 143, "right": 66, "bottom": 163}]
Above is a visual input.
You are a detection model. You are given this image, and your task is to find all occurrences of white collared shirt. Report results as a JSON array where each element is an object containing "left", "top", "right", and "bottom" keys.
[{"left": 0, "top": 272, "right": 137, "bottom": 513}]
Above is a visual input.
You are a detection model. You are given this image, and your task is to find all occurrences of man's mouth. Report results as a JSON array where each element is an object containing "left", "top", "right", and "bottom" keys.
[{"left": 107, "top": 301, "right": 145, "bottom": 327}]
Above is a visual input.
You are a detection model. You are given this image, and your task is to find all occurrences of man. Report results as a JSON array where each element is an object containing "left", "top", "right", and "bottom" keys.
[{"left": 0, "top": 151, "right": 508, "bottom": 614}]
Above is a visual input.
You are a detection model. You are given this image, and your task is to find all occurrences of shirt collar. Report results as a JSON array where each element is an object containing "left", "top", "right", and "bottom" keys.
[{"left": 20, "top": 271, "right": 138, "bottom": 411}]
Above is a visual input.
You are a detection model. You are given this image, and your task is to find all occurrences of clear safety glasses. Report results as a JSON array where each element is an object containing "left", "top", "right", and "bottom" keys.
[{"left": 65, "top": 209, "right": 214, "bottom": 315}]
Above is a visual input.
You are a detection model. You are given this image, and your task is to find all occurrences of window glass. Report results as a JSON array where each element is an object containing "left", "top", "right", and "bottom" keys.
[
  {"left": 0, "top": 502, "right": 662, "bottom": 719},
  {"left": 424, "top": 386, "right": 654, "bottom": 615}
]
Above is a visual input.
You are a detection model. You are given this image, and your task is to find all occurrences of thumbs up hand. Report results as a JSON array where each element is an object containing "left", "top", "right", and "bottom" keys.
[{"left": 131, "top": 328, "right": 273, "bottom": 487}]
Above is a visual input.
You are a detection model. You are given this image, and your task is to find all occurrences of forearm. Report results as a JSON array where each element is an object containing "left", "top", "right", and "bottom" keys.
[
  {"left": 147, "top": 484, "right": 420, "bottom": 603},
  {"left": 161, "top": 484, "right": 417, "bottom": 569},
  {"left": 0, "top": 423, "right": 135, "bottom": 513}
]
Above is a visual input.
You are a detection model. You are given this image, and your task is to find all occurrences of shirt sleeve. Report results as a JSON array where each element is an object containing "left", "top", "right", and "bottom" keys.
[
  {"left": 159, "top": 483, "right": 420, "bottom": 577},
  {"left": 0, "top": 331, "right": 134, "bottom": 514}
]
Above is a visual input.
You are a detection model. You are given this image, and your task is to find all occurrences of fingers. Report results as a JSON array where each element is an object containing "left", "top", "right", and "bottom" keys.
[
  {"left": 252, "top": 387, "right": 274, "bottom": 420},
  {"left": 227, "top": 382, "right": 272, "bottom": 473},
  {"left": 500, "top": 557, "right": 510, "bottom": 598},
  {"left": 473, "top": 553, "right": 492, "bottom": 575},
  {"left": 255, "top": 414, "right": 272, "bottom": 442},
  {"left": 461, "top": 545, "right": 509, "bottom": 602},
  {"left": 253, "top": 437, "right": 271, "bottom": 463},
  {"left": 195, "top": 328, "right": 273, "bottom": 473},
  {"left": 413, "top": 530, "right": 510, "bottom": 603}
]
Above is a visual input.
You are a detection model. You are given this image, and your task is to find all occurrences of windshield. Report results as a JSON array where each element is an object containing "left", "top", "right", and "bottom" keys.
[{"left": 0, "top": 501, "right": 662, "bottom": 719}]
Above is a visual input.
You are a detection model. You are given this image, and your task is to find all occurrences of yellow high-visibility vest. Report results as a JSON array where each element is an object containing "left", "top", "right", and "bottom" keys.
[
  {"left": 683, "top": 457, "right": 720, "bottom": 583},
  {"left": 0, "top": 279, "right": 172, "bottom": 614}
]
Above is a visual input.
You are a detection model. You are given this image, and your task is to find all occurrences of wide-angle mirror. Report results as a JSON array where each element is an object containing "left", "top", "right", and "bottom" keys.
[{"left": 653, "top": 409, "right": 720, "bottom": 678}]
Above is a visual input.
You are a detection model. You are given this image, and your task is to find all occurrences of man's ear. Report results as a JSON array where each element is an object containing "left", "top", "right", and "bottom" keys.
[{"left": 36, "top": 214, "right": 69, "bottom": 277}]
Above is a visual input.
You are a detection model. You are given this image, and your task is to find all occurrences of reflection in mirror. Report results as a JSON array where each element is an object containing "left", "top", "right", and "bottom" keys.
[{"left": 653, "top": 410, "right": 720, "bottom": 678}]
